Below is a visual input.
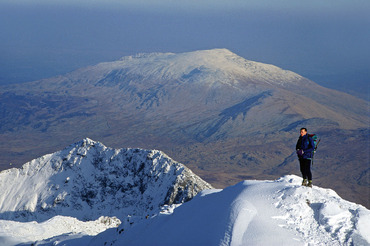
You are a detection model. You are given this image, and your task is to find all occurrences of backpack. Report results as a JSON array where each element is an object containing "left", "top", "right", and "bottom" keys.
[
  {"left": 308, "top": 133, "right": 321, "bottom": 164},
  {"left": 307, "top": 134, "right": 319, "bottom": 151}
]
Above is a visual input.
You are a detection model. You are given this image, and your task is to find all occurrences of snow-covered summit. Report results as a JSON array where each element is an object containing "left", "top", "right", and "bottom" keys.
[
  {"left": 0, "top": 138, "right": 212, "bottom": 223},
  {"left": 64, "top": 48, "right": 303, "bottom": 88},
  {"left": 91, "top": 175, "right": 370, "bottom": 246},
  {"left": 1, "top": 166, "right": 369, "bottom": 245}
]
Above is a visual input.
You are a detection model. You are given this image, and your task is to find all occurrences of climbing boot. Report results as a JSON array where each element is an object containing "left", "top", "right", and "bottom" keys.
[
  {"left": 301, "top": 179, "right": 308, "bottom": 186},
  {"left": 307, "top": 180, "right": 313, "bottom": 188}
]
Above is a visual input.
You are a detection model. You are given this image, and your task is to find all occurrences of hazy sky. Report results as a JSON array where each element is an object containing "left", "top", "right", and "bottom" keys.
[{"left": 0, "top": 0, "right": 369, "bottom": 96}]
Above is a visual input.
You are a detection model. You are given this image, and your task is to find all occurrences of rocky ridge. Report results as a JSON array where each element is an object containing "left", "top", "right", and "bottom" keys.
[{"left": 0, "top": 138, "right": 212, "bottom": 222}]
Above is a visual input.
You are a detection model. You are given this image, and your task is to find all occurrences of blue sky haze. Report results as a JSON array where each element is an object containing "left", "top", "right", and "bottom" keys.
[{"left": 0, "top": 0, "right": 369, "bottom": 98}]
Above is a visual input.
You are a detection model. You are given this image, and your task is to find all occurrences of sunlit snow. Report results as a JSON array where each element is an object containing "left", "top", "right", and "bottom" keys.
[{"left": 0, "top": 139, "right": 369, "bottom": 246}]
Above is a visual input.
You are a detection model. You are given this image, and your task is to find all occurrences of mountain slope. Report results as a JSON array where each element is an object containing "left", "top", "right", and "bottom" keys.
[
  {"left": 0, "top": 215, "right": 121, "bottom": 245},
  {"left": 0, "top": 48, "right": 368, "bottom": 207},
  {"left": 0, "top": 138, "right": 212, "bottom": 223},
  {"left": 91, "top": 175, "right": 370, "bottom": 246},
  {"left": 11, "top": 175, "right": 368, "bottom": 246},
  {"left": 2, "top": 49, "right": 366, "bottom": 136},
  {"left": 0, "top": 141, "right": 369, "bottom": 245}
]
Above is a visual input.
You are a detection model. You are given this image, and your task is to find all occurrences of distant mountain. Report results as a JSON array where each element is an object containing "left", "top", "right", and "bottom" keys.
[
  {"left": 0, "top": 138, "right": 212, "bottom": 223},
  {"left": 0, "top": 49, "right": 368, "bottom": 207}
]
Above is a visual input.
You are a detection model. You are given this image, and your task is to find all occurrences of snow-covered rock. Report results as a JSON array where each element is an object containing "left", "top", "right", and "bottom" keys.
[
  {"left": 0, "top": 138, "right": 212, "bottom": 223},
  {"left": 89, "top": 175, "right": 370, "bottom": 246},
  {"left": 1, "top": 162, "right": 369, "bottom": 246}
]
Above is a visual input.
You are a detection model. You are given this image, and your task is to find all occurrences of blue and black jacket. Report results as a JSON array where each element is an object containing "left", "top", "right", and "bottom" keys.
[{"left": 296, "top": 134, "right": 315, "bottom": 159}]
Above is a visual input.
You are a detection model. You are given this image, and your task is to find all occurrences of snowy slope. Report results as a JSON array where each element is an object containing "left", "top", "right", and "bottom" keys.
[
  {"left": 63, "top": 48, "right": 304, "bottom": 88},
  {"left": 1, "top": 168, "right": 369, "bottom": 245},
  {"left": 0, "top": 215, "right": 120, "bottom": 245},
  {"left": 0, "top": 138, "right": 212, "bottom": 224},
  {"left": 88, "top": 175, "right": 370, "bottom": 246}
]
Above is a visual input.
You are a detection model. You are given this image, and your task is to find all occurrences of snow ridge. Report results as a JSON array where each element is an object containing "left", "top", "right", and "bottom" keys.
[
  {"left": 273, "top": 176, "right": 370, "bottom": 245},
  {"left": 1, "top": 156, "right": 369, "bottom": 245},
  {"left": 0, "top": 138, "right": 212, "bottom": 223},
  {"left": 91, "top": 175, "right": 370, "bottom": 246}
]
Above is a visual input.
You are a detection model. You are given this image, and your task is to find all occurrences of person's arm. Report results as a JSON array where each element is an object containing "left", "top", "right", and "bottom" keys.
[{"left": 296, "top": 137, "right": 301, "bottom": 150}]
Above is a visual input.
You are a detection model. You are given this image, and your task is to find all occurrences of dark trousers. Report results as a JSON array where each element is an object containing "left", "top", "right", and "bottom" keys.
[{"left": 299, "top": 158, "right": 312, "bottom": 180}]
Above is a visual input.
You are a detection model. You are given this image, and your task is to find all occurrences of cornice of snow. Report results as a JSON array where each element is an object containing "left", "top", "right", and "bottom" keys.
[{"left": 91, "top": 175, "right": 370, "bottom": 246}]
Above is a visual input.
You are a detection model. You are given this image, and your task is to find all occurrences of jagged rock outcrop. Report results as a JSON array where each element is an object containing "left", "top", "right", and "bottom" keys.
[{"left": 0, "top": 138, "right": 212, "bottom": 222}]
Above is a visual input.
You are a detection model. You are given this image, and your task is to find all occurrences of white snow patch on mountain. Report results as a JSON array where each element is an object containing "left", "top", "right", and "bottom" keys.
[
  {"left": 66, "top": 49, "right": 303, "bottom": 88},
  {"left": 0, "top": 215, "right": 120, "bottom": 245}
]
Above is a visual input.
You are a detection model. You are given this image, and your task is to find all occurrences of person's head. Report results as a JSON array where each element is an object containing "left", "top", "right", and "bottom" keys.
[{"left": 300, "top": 128, "right": 307, "bottom": 137}]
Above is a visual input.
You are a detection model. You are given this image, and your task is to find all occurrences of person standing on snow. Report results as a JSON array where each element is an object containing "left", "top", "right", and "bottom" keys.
[{"left": 296, "top": 128, "right": 315, "bottom": 187}]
